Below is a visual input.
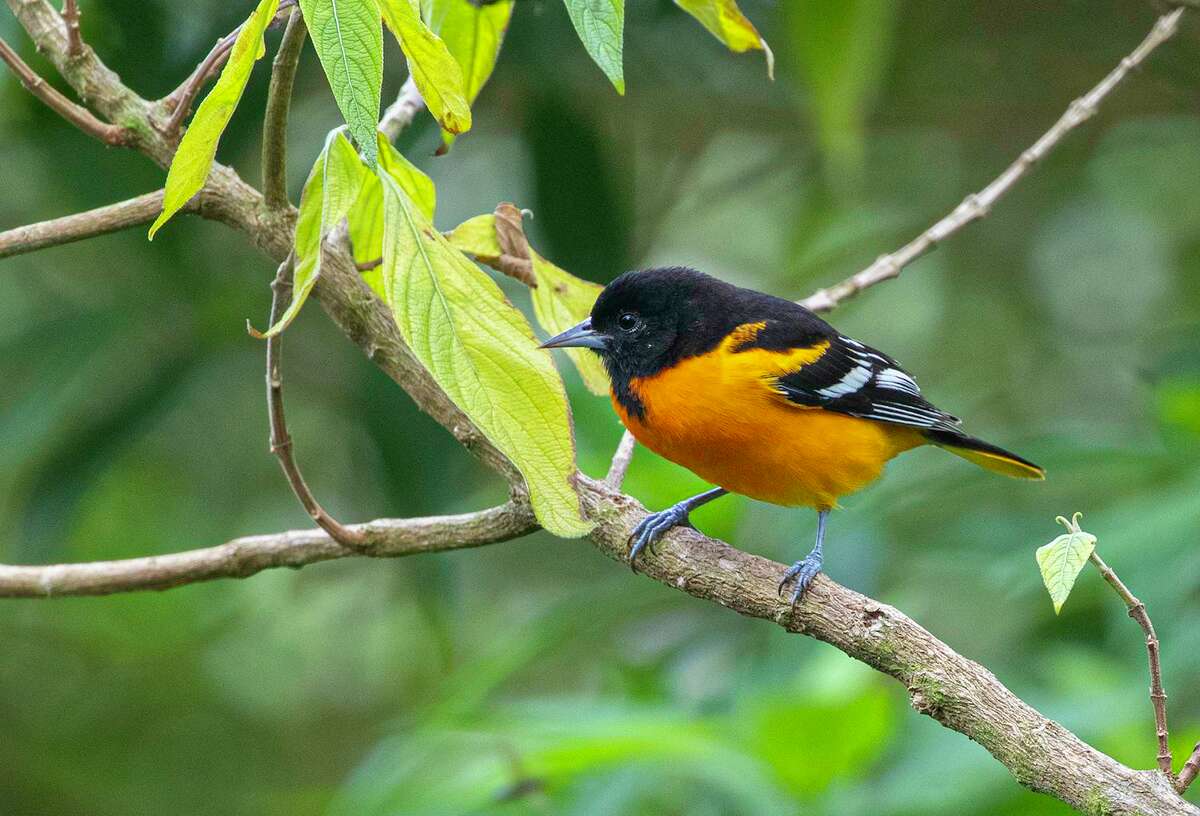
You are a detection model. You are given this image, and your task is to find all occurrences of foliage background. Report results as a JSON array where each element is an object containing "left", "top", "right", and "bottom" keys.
[{"left": 2, "top": 0, "right": 1199, "bottom": 813}]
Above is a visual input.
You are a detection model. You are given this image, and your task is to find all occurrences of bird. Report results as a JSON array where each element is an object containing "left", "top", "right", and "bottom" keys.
[{"left": 540, "top": 266, "right": 1045, "bottom": 604}]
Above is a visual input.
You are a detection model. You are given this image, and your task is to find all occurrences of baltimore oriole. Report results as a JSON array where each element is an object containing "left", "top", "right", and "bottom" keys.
[{"left": 542, "top": 267, "right": 1044, "bottom": 603}]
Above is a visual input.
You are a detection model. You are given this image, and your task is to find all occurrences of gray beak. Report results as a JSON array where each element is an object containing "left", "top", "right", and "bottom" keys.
[{"left": 539, "top": 317, "right": 609, "bottom": 350}]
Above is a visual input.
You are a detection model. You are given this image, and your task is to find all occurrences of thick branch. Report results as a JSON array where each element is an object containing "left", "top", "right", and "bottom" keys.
[
  {"left": 0, "top": 502, "right": 535, "bottom": 597},
  {"left": 1089, "top": 550, "right": 1174, "bottom": 777},
  {"left": 0, "top": 190, "right": 178, "bottom": 258},
  {"left": 800, "top": 7, "right": 1185, "bottom": 312},
  {"left": 0, "top": 35, "right": 128, "bottom": 145},
  {"left": 261, "top": 8, "right": 307, "bottom": 209}
]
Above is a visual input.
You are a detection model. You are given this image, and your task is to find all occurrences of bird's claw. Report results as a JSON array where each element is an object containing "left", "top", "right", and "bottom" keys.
[
  {"left": 778, "top": 557, "right": 823, "bottom": 606},
  {"left": 628, "top": 504, "right": 691, "bottom": 570}
]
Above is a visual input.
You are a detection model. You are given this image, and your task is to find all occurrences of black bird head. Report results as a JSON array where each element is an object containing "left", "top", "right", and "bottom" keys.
[{"left": 541, "top": 267, "right": 732, "bottom": 381}]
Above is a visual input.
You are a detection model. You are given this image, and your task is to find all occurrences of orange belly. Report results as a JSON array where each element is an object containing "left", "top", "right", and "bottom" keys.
[{"left": 613, "top": 339, "right": 924, "bottom": 509}]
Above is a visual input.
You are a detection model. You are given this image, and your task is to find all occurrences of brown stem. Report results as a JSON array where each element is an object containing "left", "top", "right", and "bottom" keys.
[
  {"left": 60, "top": 0, "right": 81, "bottom": 56},
  {"left": 161, "top": 0, "right": 296, "bottom": 137},
  {"left": 355, "top": 256, "right": 382, "bottom": 272},
  {"left": 604, "top": 430, "right": 636, "bottom": 489},
  {"left": 1179, "top": 743, "right": 1200, "bottom": 793},
  {"left": 1089, "top": 551, "right": 1174, "bottom": 778},
  {"left": 261, "top": 8, "right": 306, "bottom": 209},
  {"left": 0, "top": 190, "right": 182, "bottom": 258},
  {"left": 800, "top": 7, "right": 1186, "bottom": 312},
  {"left": 0, "top": 35, "right": 127, "bottom": 145},
  {"left": 264, "top": 253, "right": 371, "bottom": 550}
]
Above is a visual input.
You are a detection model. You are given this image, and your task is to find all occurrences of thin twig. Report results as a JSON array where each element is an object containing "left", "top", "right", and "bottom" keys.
[
  {"left": 161, "top": 0, "right": 296, "bottom": 137},
  {"left": 355, "top": 256, "right": 382, "bottom": 271},
  {"left": 1089, "top": 550, "right": 1173, "bottom": 777},
  {"left": 264, "top": 253, "right": 371, "bottom": 549},
  {"left": 0, "top": 190, "right": 180, "bottom": 258},
  {"left": 60, "top": 0, "right": 81, "bottom": 57},
  {"left": 800, "top": 7, "right": 1185, "bottom": 312},
  {"left": 0, "top": 501, "right": 536, "bottom": 597},
  {"left": 261, "top": 8, "right": 306, "bottom": 209},
  {"left": 379, "top": 76, "right": 425, "bottom": 142},
  {"left": 0, "top": 35, "right": 128, "bottom": 146},
  {"left": 1179, "top": 743, "right": 1200, "bottom": 793},
  {"left": 604, "top": 430, "right": 636, "bottom": 489}
]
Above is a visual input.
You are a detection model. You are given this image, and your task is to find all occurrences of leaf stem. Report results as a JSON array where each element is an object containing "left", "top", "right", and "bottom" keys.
[
  {"left": 261, "top": 8, "right": 307, "bottom": 209},
  {"left": 1088, "top": 549, "right": 1173, "bottom": 778},
  {"left": 264, "top": 252, "right": 372, "bottom": 550}
]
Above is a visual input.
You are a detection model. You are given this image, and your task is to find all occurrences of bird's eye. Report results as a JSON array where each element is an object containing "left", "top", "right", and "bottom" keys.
[{"left": 617, "top": 312, "right": 640, "bottom": 332}]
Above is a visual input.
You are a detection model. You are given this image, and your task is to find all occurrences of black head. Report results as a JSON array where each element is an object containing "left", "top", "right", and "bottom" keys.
[{"left": 541, "top": 267, "right": 829, "bottom": 417}]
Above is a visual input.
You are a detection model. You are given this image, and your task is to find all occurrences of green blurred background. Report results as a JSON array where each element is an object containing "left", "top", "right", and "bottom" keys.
[{"left": 3, "top": 0, "right": 1199, "bottom": 813}]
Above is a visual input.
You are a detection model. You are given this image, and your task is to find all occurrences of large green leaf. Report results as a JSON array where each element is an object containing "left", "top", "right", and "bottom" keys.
[
  {"left": 251, "top": 132, "right": 367, "bottom": 338},
  {"left": 149, "top": 0, "right": 280, "bottom": 238},
  {"left": 562, "top": 0, "right": 625, "bottom": 94},
  {"left": 1035, "top": 514, "right": 1097, "bottom": 614},
  {"left": 431, "top": 0, "right": 514, "bottom": 146},
  {"left": 380, "top": 0, "right": 472, "bottom": 135},
  {"left": 379, "top": 176, "right": 591, "bottom": 538},
  {"left": 299, "top": 0, "right": 384, "bottom": 167},
  {"left": 674, "top": 0, "right": 772, "bottom": 78}
]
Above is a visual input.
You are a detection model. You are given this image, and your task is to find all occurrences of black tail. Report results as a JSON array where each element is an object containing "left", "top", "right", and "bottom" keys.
[{"left": 924, "top": 429, "right": 1045, "bottom": 480}]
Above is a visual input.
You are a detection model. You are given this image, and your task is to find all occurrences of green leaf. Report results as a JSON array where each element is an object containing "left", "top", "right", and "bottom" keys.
[
  {"left": 299, "top": 0, "right": 384, "bottom": 167},
  {"left": 673, "top": 0, "right": 773, "bottom": 78},
  {"left": 562, "top": 0, "right": 625, "bottom": 94},
  {"left": 149, "top": 0, "right": 280, "bottom": 238},
  {"left": 380, "top": 0, "right": 473, "bottom": 134},
  {"left": 529, "top": 251, "right": 608, "bottom": 396},
  {"left": 378, "top": 134, "right": 435, "bottom": 220},
  {"left": 446, "top": 213, "right": 501, "bottom": 258},
  {"left": 1035, "top": 513, "right": 1097, "bottom": 614},
  {"left": 379, "top": 176, "right": 592, "bottom": 538},
  {"left": 430, "top": 0, "right": 514, "bottom": 147},
  {"left": 252, "top": 132, "right": 367, "bottom": 338}
]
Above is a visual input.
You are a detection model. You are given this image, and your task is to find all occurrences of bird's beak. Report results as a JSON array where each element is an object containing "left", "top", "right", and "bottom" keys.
[{"left": 539, "top": 317, "right": 609, "bottom": 350}]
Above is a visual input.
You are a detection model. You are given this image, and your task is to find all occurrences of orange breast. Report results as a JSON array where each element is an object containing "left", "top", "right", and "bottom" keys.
[{"left": 613, "top": 332, "right": 924, "bottom": 509}]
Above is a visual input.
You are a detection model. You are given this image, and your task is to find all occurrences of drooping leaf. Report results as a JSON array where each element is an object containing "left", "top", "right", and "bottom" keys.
[
  {"left": 251, "top": 132, "right": 367, "bottom": 337},
  {"left": 1035, "top": 513, "right": 1097, "bottom": 614},
  {"left": 529, "top": 251, "right": 608, "bottom": 395},
  {"left": 149, "top": 0, "right": 280, "bottom": 238},
  {"left": 430, "top": 0, "right": 514, "bottom": 147},
  {"left": 562, "top": 0, "right": 625, "bottom": 94},
  {"left": 379, "top": 176, "right": 592, "bottom": 538},
  {"left": 673, "top": 0, "right": 773, "bottom": 78},
  {"left": 298, "top": 0, "right": 384, "bottom": 166},
  {"left": 380, "top": 0, "right": 473, "bottom": 134},
  {"left": 447, "top": 211, "right": 608, "bottom": 396}
]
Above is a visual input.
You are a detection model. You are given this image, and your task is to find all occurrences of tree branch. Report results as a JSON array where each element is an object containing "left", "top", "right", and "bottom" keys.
[
  {"left": 1181, "top": 743, "right": 1200, "bottom": 793},
  {"left": 800, "top": 7, "right": 1185, "bottom": 312},
  {"left": 1088, "top": 549, "right": 1174, "bottom": 777},
  {"left": 379, "top": 76, "right": 424, "bottom": 142},
  {"left": 0, "top": 35, "right": 128, "bottom": 145},
  {"left": 261, "top": 7, "right": 306, "bottom": 209},
  {"left": 5, "top": 2, "right": 1198, "bottom": 813},
  {"left": 604, "top": 429, "right": 636, "bottom": 489},
  {"left": 60, "top": 0, "right": 81, "bottom": 56},
  {"left": 264, "top": 252, "right": 370, "bottom": 548},
  {"left": 0, "top": 190, "right": 180, "bottom": 258},
  {"left": 0, "top": 501, "right": 535, "bottom": 597}
]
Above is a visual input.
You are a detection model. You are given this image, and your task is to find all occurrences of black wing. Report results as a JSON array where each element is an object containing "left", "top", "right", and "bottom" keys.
[{"left": 773, "top": 334, "right": 962, "bottom": 432}]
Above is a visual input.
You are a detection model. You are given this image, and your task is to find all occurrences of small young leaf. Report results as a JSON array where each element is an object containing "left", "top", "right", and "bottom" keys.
[
  {"left": 562, "top": 0, "right": 625, "bottom": 94},
  {"left": 430, "top": 0, "right": 514, "bottom": 147},
  {"left": 1035, "top": 513, "right": 1097, "bottom": 614},
  {"left": 673, "top": 0, "right": 773, "bottom": 78},
  {"left": 529, "top": 251, "right": 608, "bottom": 395},
  {"left": 298, "top": 0, "right": 384, "bottom": 166},
  {"left": 149, "top": 0, "right": 280, "bottom": 238},
  {"left": 379, "top": 177, "right": 592, "bottom": 538},
  {"left": 380, "top": 0, "right": 472, "bottom": 134},
  {"left": 251, "top": 132, "right": 367, "bottom": 338}
]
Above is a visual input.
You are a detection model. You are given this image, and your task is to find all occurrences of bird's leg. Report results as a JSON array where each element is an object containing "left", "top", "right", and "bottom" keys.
[
  {"left": 628, "top": 487, "right": 728, "bottom": 569},
  {"left": 778, "top": 509, "right": 829, "bottom": 605}
]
